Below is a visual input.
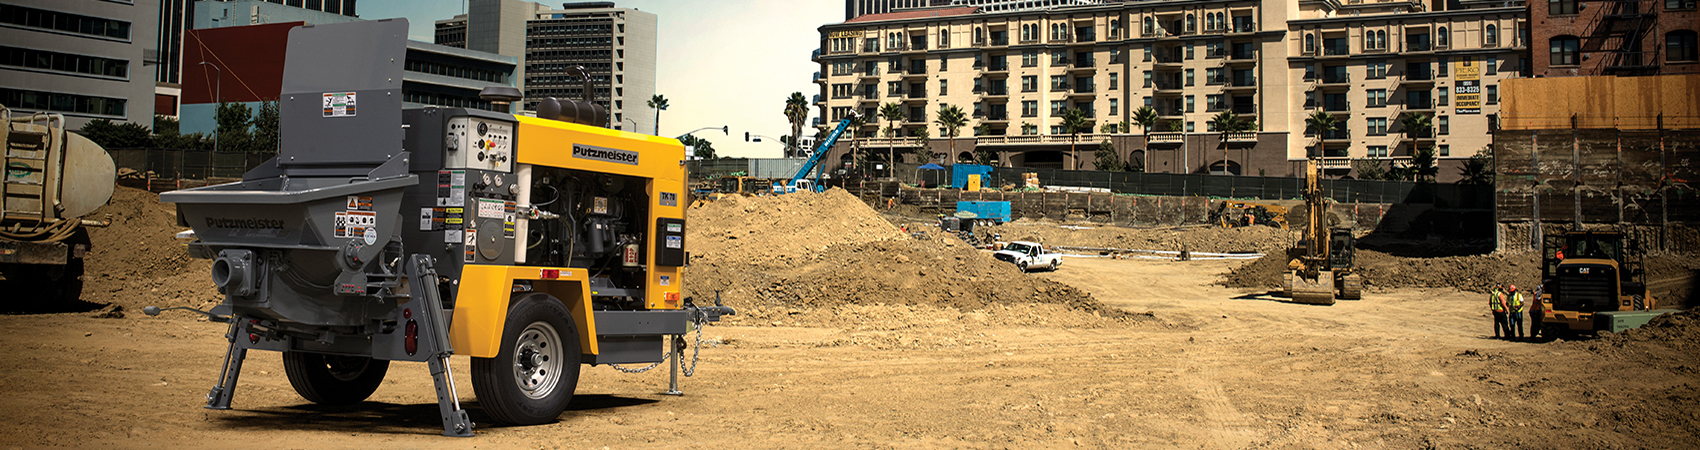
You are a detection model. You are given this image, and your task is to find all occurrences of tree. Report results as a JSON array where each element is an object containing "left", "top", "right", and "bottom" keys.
[
  {"left": 1132, "top": 106, "right": 1160, "bottom": 136},
  {"left": 1458, "top": 146, "right": 1495, "bottom": 185},
  {"left": 1353, "top": 159, "right": 1390, "bottom": 180},
  {"left": 1166, "top": 120, "right": 1183, "bottom": 132},
  {"left": 1304, "top": 110, "right": 1340, "bottom": 159},
  {"left": 878, "top": 102, "right": 905, "bottom": 176},
  {"left": 910, "top": 127, "right": 930, "bottom": 164},
  {"left": 647, "top": 94, "right": 669, "bottom": 135},
  {"left": 846, "top": 113, "right": 868, "bottom": 176},
  {"left": 1093, "top": 139, "right": 1123, "bottom": 171},
  {"left": 679, "top": 133, "right": 716, "bottom": 159},
  {"left": 1020, "top": 122, "right": 1038, "bottom": 135},
  {"left": 215, "top": 101, "right": 254, "bottom": 153},
  {"left": 1099, "top": 122, "right": 1118, "bottom": 134},
  {"left": 1061, "top": 107, "right": 1092, "bottom": 170},
  {"left": 1209, "top": 110, "right": 1251, "bottom": 175},
  {"left": 783, "top": 92, "right": 808, "bottom": 157},
  {"left": 1410, "top": 143, "right": 1439, "bottom": 183},
  {"left": 153, "top": 115, "right": 179, "bottom": 136},
  {"left": 251, "top": 100, "right": 280, "bottom": 154},
  {"left": 78, "top": 119, "right": 152, "bottom": 149},
  {"left": 934, "top": 103, "right": 967, "bottom": 162}
]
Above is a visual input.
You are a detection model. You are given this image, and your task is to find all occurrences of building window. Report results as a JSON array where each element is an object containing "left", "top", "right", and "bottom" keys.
[
  {"left": 1438, "top": 27, "right": 1450, "bottom": 48},
  {"left": 1109, "top": 73, "right": 1119, "bottom": 90},
  {"left": 1486, "top": 85, "right": 1498, "bottom": 104},
  {"left": 1668, "top": 31, "right": 1699, "bottom": 62},
  {"left": 939, "top": 55, "right": 948, "bottom": 71},
  {"left": 1365, "top": 29, "right": 1387, "bottom": 51},
  {"left": 0, "top": 88, "right": 126, "bottom": 117},
  {"left": 939, "top": 79, "right": 948, "bottom": 96},
  {"left": 1304, "top": 33, "right": 1316, "bottom": 54},
  {"left": 1488, "top": 113, "right": 1500, "bottom": 132},
  {"left": 1050, "top": 75, "right": 1066, "bottom": 89},
  {"left": 1021, "top": 75, "right": 1037, "bottom": 92},
  {"left": 0, "top": 46, "right": 129, "bottom": 78},
  {"left": 1549, "top": 0, "right": 1578, "bottom": 15},
  {"left": 1485, "top": 24, "right": 1499, "bottom": 47},
  {"left": 1050, "top": 100, "right": 1065, "bottom": 115},
  {"left": 1551, "top": 36, "right": 1581, "bottom": 66},
  {"left": 1438, "top": 88, "right": 1449, "bottom": 106},
  {"left": 1368, "top": 145, "right": 1388, "bottom": 157},
  {"left": 1109, "top": 99, "right": 1119, "bottom": 116},
  {"left": 1486, "top": 56, "right": 1498, "bottom": 75},
  {"left": 1367, "top": 89, "right": 1388, "bottom": 107},
  {"left": 1185, "top": 95, "right": 1195, "bottom": 113},
  {"left": 1439, "top": 144, "right": 1450, "bottom": 157},
  {"left": 1367, "top": 60, "right": 1388, "bottom": 79},
  {"left": 1367, "top": 118, "right": 1388, "bottom": 136},
  {"left": 1022, "top": 100, "right": 1037, "bottom": 117},
  {"left": 1439, "top": 57, "right": 1450, "bottom": 77},
  {"left": 1186, "top": 121, "right": 1195, "bottom": 132},
  {"left": 1438, "top": 116, "right": 1449, "bottom": 135},
  {"left": 1023, "top": 51, "right": 1038, "bottom": 67},
  {"left": 0, "top": 5, "right": 132, "bottom": 40},
  {"left": 1185, "top": 69, "right": 1195, "bottom": 86},
  {"left": 1143, "top": 71, "right": 1153, "bottom": 88}
]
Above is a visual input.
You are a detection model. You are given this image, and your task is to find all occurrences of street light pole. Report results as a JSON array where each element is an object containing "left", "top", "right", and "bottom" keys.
[
  {"left": 200, "top": 61, "right": 221, "bottom": 153},
  {"left": 675, "top": 126, "right": 728, "bottom": 139},
  {"left": 623, "top": 118, "right": 638, "bottom": 132}
]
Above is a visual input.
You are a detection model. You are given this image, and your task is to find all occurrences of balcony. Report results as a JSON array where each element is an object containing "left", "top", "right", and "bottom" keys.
[
  {"left": 1069, "top": 84, "right": 1096, "bottom": 96},
  {"left": 1071, "top": 58, "right": 1095, "bottom": 71},
  {"left": 1073, "top": 33, "right": 1096, "bottom": 44},
  {"left": 1231, "top": 103, "right": 1256, "bottom": 115},
  {"left": 1404, "top": 99, "right": 1434, "bottom": 112},
  {"left": 1224, "top": 131, "right": 1257, "bottom": 142},
  {"left": 986, "top": 63, "right": 1009, "bottom": 72},
  {"left": 1404, "top": 39, "right": 1432, "bottom": 53},
  {"left": 983, "top": 87, "right": 1009, "bottom": 97},
  {"left": 859, "top": 92, "right": 880, "bottom": 102},
  {"left": 1227, "top": 50, "right": 1257, "bottom": 64},
  {"left": 859, "top": 67, "right": 880, "bottom": 78},
  {"left": 1153, "top": 53, "right": 1184, "bottom": 67},
  {"left": 1147, "top": 132, "right": 1184, "bottom": 144},
  {"left": 813, "top": 94, "right": 824, "bottom": 104},
  {"left": 1152, "top": 80, "right": 1184, "bottom": 93},
  {"left": 991, "top": 36, "right": 1009, "bottom": 46},
  {"left": 981, "top": 112, "right": 1010, "bottom": 122},
  {"left": 1318, "top": 129, "right": 1351, "bottom": 141},
  {"left": 1320, "top": 45, "right": 1349, "bottom": 57},
  {"left": 1206, "top": 75, "right": 1227, "bottom": 86},
  {"left": 1229, "top": 21, "right": 1256, "bottom": 35},
  {"left": 1051, "top": 57, "right": 1071, "bottom": 67},
  {"left": 1402, "top": 129, "right": 1435, "bottom": 141},
  {"left": 903, "top": 65, "right": 927, "bottom": 78},
  {"left": 906, "top": 115, "right": 927, "bottom": 123},
  {"left": 1322, "top": 101, "right": 1350, "bottom": 112},
  {"left": 813, "top": 71, "right": 825, "bottom": 84},
  {"left": 1319, "top": 73, "right": 1351, "bottom": 85},
  {"left": 905, "top": 89, "right": 927, "bottom": 100},
  {"left": 1225, "top": 76, "right": 1257, "bottom": 90},
  {"left": 1401, "top": 70, "right": 1434, "bottom": 85},
  {"left": 1051, "top": 83, "right": 1071, "bottom": 92},
  {"left": 1207, "top": 102, "right": 1228, "bottom": 112},
  {"left": 1142, "top": 27, "right": 1172, "bottom": 38},
  {"left": 887, "top": 88, "right": 905, "bottom": 98},
  {"left": 1155, "top": 107, "right": 1185, "bottom": 119},
  {"left": 861, "top": 43, "right": 880, "bottom": 54}
]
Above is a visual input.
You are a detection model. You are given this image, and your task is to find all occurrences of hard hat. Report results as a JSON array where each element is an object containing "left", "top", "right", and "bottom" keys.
[{"left": 1509, "top": 284, "right": 1517, "bottom": 291}]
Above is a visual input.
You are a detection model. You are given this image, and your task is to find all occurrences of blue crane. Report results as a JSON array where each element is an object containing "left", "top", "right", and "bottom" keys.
[{"left": 773, "top": 113, "right": 858, "bottom": 194}]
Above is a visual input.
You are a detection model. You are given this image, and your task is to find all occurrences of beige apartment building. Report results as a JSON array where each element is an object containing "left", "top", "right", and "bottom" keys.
[{"left": 812, "top": 0, "right": 1528, "bottom": 180}]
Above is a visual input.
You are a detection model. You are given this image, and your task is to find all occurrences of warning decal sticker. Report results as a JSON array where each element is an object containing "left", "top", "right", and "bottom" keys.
[{"left": 323, "top": 92, "right": 357, "bottom": 117}]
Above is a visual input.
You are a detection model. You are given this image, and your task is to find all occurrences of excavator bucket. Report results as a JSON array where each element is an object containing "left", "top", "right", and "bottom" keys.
[{"left": 1288, "top": 271, "right": 1336, "bottom": 305}]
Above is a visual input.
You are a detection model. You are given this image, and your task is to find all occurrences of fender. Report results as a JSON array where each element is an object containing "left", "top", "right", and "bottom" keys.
[{"left": 449, "top": 265, "right": 600, "bottom": 358}]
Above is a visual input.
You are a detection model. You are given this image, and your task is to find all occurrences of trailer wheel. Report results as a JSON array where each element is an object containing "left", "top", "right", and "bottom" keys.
[
  {"left": 282, "top": 352, "right": 390, "bottom": 405},
  {"left": 472, "top": 293, "right": 581, "bottom": 425}
]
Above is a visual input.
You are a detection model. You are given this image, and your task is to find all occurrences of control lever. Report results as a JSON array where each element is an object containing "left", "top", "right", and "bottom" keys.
[{"left": 143, "top": 305, "right": 231, "bottom": 323}]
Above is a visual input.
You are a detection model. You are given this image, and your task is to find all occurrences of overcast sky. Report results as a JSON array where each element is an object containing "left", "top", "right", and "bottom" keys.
[{"left": 359, "top": 0, "right": 840, "bottom": 158}]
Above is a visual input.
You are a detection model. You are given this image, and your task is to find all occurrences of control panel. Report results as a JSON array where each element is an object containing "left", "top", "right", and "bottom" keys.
[{"left": 445, "top": 117, "right": 514, "bottom": 173}]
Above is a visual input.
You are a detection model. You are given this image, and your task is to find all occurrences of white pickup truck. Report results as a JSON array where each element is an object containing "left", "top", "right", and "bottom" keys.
[{"left": 993, "top": 241, "right": 1062, "bottom": 272}]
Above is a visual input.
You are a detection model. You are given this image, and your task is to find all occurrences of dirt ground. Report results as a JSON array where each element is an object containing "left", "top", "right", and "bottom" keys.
[{"left": 2, "top": 187, "right": 1697, "bottom": 449}]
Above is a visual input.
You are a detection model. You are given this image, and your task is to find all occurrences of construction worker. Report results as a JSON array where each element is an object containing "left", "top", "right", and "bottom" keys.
[
  {"left": 1507, "top": 285, "right": 1525, "bottom": 341},
  {"left": 1530, "top": 284, "right": 1545, "bottom": 340},
  {"left": 1489, "top": 284, "right": 1509, "bottom": 339}
]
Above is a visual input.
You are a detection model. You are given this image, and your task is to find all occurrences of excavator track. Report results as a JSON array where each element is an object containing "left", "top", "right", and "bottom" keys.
[{"left": 1338, "top": 273, "right": 1363, "bottom": 300}]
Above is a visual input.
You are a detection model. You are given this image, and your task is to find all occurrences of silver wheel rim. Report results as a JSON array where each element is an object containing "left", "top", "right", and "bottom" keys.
[
  {"left": 512, "top": 321, "right": 564, "bottom": 400},
  {"left": 324, "top": 355, "right": 370, "bottom": 382}
]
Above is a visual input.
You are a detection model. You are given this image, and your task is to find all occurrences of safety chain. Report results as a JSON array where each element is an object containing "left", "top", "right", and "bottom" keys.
[{"left": 608, "top": 312, "right": 708, "bottom": 375}]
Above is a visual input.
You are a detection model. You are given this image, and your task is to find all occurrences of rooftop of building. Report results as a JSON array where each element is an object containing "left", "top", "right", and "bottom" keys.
[{"left": 845, "top": 6, "right": 981, "bottom": 23}]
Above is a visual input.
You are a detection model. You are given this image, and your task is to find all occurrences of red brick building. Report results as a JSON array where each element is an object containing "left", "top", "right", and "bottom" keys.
[{"left": 1529, "top": 0, "right": 1700, "bottom": 77}]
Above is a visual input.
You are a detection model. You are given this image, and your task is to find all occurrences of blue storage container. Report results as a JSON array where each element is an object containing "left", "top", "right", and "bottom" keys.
[
  {"left": 951, "top": 164, "right": 993, "bottom": 189},
  {"left": 956, "top": 201, "right": 1012, "bottom": 223}
]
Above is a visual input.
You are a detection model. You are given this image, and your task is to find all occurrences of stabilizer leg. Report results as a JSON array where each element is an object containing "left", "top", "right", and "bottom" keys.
[
  {"left": 408, "top": 255, "right": 474, "bottom": 437},
  {"left": 664, "top": 335, "right": 684, "bottom": 396},
  {"left": 205, "top": 319, "right": 248, "bottom": 410}
]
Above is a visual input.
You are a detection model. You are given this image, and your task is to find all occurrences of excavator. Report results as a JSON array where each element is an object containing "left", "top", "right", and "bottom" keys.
[{"left": 1283, "top": 159, "right": 1361, "bottom": 305}]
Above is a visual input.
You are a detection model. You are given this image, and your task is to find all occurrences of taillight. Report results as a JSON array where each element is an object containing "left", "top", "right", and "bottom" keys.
[{"left": 404, "top": 320, "right": 419, "bottom": 356}]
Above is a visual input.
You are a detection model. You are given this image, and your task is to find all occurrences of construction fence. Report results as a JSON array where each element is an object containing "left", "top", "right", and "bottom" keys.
[{"left": 108, "top": 148, "right": 271, "bottom": 180}]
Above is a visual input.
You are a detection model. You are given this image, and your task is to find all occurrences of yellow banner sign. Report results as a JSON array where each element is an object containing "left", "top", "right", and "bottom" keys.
[{"left": 1453, "top": 57, "right": 1481, "bottom": 114}]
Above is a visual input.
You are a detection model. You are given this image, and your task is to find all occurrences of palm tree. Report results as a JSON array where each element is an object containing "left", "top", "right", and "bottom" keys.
[
  {"left": 783, "top": 92, "right": 808, "bottom": 157},
  {"left": 1304, "top": 110, "right": 1340, "bottom": 159},
  {"left": 878, "top": 102, "right": 905, "bottom": 176},
  {"left": 1209, "top": 110, "right": 1250, "bottom": 175},
  {"left": 934, "top": 103, "right": 967, "bottom": 163},
  {"left": 647, "top": 94, "right": 668, "bottom": 135},
  {"left": 1132, "top": 106, "right": 1160, "bottom": 136},
  {"left": 846, "top": 113, "right": 868, "bottom": 176},
  {"left": 1061, "top": 107, "right": 1093, "bottom": 170},
  {"left": 1399, "top": 112, "right": 1433, "bottom": 144}
]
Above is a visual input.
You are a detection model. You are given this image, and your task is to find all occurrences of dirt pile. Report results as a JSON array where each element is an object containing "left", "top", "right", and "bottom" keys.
[
  {"left": 684, "top": 189, "right": 1127, "bottom": 325},
  {"left": 984, "top": 220, "right": 1294, "bottom": 255},
  {"left": 1219, "top": 249, "right": 1542, "bottom": 293},
  {"left": 1599, "top": 308, "right": 1700, "bottom": 345},
  {"left": 82, "top": 187, "right": 216, "bottom": 310}
]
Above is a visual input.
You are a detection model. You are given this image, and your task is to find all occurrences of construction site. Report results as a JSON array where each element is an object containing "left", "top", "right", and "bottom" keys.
[{"left": 3, "top": 21, "right": 1699, "bottom": 450}]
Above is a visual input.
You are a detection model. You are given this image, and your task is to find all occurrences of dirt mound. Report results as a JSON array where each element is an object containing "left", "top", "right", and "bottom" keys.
[
  {"left": 1219, "top": 249, "right": 1541, "bottom": 293},
  {"left": 82, "top": 187, "right": 216, "bottom": 309},
  {"left": 1600, "top": 308, "right": 1700, "bottom": 344},
  {"left": 984, "top": 221, "right": 1293, "bottom": 255},
  {"left": 684, "top": 189, "right": 1127, "bottom": 324}
]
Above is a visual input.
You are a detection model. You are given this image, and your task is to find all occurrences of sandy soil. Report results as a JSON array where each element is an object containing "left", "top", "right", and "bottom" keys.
[{"left": 2, "top": 188, "right": 1696, "bottom": 449}]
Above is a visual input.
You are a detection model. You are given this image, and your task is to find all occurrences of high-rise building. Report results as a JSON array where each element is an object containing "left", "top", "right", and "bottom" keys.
[
  {"left": 435, "top": 1, "right": 658, "bottom": 134},
  {"left": 151, "top": 0, "right": 364, "bottom": 121},
  {"left": 1, "top": 0, "right": 160, "bottom": 129},
  {"left": 1528, "top": 0, "right": 1698, "bottom": 77},
  {"left": 813, "top": 0, "right": 1529, "bottom": 181}
]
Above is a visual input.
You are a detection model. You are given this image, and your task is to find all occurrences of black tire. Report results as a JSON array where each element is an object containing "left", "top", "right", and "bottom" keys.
[
  {"left": 1017, "top": 261, "right": 1028, "bottom": 273},
  {"left": 471, "top": 293, "right": 582, "bottom": 425},
  {"left": 1052, "top": 258, "right": 1061, "bottom": 271},
  {"left": 282, "top": 352, "right": 390, "bottom": 405}
]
